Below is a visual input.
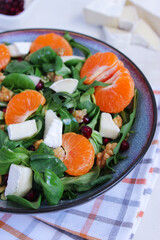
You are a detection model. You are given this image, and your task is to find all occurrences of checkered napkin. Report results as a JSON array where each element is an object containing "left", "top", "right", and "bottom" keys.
[{"left": 0, "top": 91, "right": 160, "bottom": 240}]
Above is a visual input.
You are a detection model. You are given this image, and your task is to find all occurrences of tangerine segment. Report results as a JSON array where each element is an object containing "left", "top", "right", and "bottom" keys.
[
  {"left": 62, "top": 132, "right": 94, "bottom": 176},
  {"left": 5, "top": 90, "right": 46, "bottom": 125},
  {"left": 94, "top": 67, "right": 134, "bottom": 113},
  {"left": 0, "top": 44, "right": 10, "bottom": 70},
  {"left": 80, "top": 52, "right": 122, "bottom": 84},
  {"left": 30, "top": 33, "right": 73, "bottom": 56}
]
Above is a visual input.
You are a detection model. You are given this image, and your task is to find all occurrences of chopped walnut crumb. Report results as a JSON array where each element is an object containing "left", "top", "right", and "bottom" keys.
[
  {"left": 0, "top": 125, "right": 5, "bottom": 131},
  {"left": 72, "top": 109, "right": 87, "bottom": 123},
  {"left": 0, "top": 72, "right": 5, "bottom": 83},
  {"left": 0, "top": 86, "right": 14, "bottom": 102},
  {"left": 54, "top": 48, "right": 65, "bottom": 56},
  {"left": 96, "top": 142, "right": 117, "bottom": 169},
  {"left": 47, "top": 72, "right": 63, "bottom": 82},
  {"left": 113, "top": 115, "right": 123, "bottom": 128},
  {"left": 33, "top": 139, "right": 43, "bottom": 150},
  {"left": 53, "top": 147, "right": 65, "bottom": 161}
]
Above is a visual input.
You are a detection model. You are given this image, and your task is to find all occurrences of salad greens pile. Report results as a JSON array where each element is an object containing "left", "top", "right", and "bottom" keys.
[{"left": 0, "top": 32, "right": 137, "bottom": 209}]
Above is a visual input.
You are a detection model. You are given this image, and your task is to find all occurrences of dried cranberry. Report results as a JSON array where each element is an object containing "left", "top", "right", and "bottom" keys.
[
  {"left": 83, "top": 116, "right": 90, "bottom": 124},
  {"left": 120, "top": 140, "right": 129, "bottom": 152},
  {"left": 68, "top": 108, "right": 74, "bottom": 114},
  {"left": 103, "top": 137, "right": 111, "bottom": 145},
  {"left": 81, "top": 125, "right": 92, "bottom": 139},
  {"left": 36, "top": 80, "right": 44, "bottom": 91},
  {"left": 2, "top": 108, "right": 6, "bottom": 113},
  {"left": 0, "top": 0, "right": 24, "bottom": 16},
  {"left": 17, "top": 57, "right": 23, "bottom": 61},
  {"left": 24, "top": 189, "right": 39, "bottom": 202},
  {"left": 28, "top": 145, "right": 35, "bottom": 151},
  {"left": 3, "top": 174, "right": 8, "bottom": 185}
]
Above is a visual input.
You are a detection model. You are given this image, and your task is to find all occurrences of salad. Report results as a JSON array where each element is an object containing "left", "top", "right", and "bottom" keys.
[{"left": 0, "top": 32, "right": 137, "bottom": 209}]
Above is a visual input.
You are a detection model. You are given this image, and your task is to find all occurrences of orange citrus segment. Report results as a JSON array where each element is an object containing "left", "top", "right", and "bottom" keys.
[
  {"left": 0, "top": 44, "right": 10, "bottom": 70},
  {"left": 94, "top": 67, "right": 134, "bottom": 113},
  {"left": 30, "top": 33, "right": 73, "bottom": 56},
  {"left": 62, "top": 132, "right": 94, "bottom": 176},
  {"left": 80, "top": 52, "right": 122, "bottom": 84},
  {"left": 5, "top": 90, "right": 46, "bottom": 125}
]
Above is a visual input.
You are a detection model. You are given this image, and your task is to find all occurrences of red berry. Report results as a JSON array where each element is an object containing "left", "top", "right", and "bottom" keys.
[
  {"left": 103, "top": 137, "right": 111, "bottom": 145},
  {"left": 36, "top": 80, "right": 44, "bottom": 91},
  {"left": 3, "top": 174, "right": 8, "bottom": 185},
  {"left": 0, "top": 0, "right": 24, "bottom": 15},
  {"left": 81, "top": 125, "right": 92, "bottom": 139},
  {"left": 28, "top": 145, "right": 35, "bottom": 151},
  {"left": 120, "top": 140, "right": 129, "bottom": 152},
  {"left": 17, "top": 57, "right": 23, "bottom": 61},
  {"left": 83, "top": 116, "right": 90, "bottom": 124},
  {"left": 68, "top": 108, "right": 74, "bottom": 114},
  {"left": 24, "top": 189, "right": 39, "bottom": 202},
  {"left": 2, "top": 108, "right": 6, "bottom": 113}
]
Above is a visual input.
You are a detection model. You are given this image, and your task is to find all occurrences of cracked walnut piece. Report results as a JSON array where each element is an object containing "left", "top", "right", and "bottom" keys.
[
  {"left": 96, "top": 142, "right": 117, "bottom": 169},
  {"left": 72, "top": 109, "right": 87, "bottom": 123},
  {"left": 47, "top": 72, "right": 63, "bottom": 82},
  {"left": 0, "top": 86, "right": 14, "bottom": 102},
  {"left": 33, "top": 139, "right": 43, "bottom": 150},
  {"left": 0, "top": 72, "right": 5, "bottom": 83},
  {"left": 113, "top": 115, "right": 122, "bottom": 128}
]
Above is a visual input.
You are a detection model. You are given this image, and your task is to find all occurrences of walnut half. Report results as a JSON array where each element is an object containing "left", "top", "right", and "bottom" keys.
[
  {"left": 72, "top": 109, "right": 87, "bottom": 123},
  {"left": 96, "top": 142, "right": 117, "bottom": 169},
  {"left": 0, "top": 86, "right": 14, "bottom": 102},
  {"left": 113, "top": 115, "right": 123, "bottom": 128}
]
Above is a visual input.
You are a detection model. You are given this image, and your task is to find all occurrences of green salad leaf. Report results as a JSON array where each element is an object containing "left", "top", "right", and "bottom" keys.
[
  {"left": 5, "top": 61, "right": 34, "bottom": 74},
  {"left": 7, "top": 195, "right": 41, "bottom": 209}
]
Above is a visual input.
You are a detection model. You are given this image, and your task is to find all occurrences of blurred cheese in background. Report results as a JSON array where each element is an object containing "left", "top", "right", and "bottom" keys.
[
  {"left": 132, "top": 19, "right": 160, "bottom": 51},
  {"left": 118, "top": 5, "right": 138, "bottom": 31},
  {"left": 103, "top": 26, "right": 131, "bottom": 49},
  {"left": 84, "top": 0, "right": 160, "bottom": 52},
  {"left": 129, "top": 0, "right": 160, "bottom": 36},
  {"left": 84, "top": 0, "right": 126, "bottom": 27}
]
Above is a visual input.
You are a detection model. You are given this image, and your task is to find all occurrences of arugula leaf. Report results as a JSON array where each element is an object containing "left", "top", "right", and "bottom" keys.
[
  {"left": 61, "top": 167, "right": 100, "bottom": 192},
  {"left": 7, "top": 195, "right": 41, "bottom": 209},
  {"left": 87, "top": 106, "right": 100, "bottom": 129},
  {"left": 78, "top": 79, "right": 110, "bottom": 92},
  {"left": 0, "top": 146, "right": 29, "bottom": 175},
  {"left": 62, "top": 190, "right": 77, "bottom": 200},
  {"left": 64, "top": 58, "right": 84, "bottom": 67},
  {"left": 71, "top": 62, "right": 84, "bottom": 80},
  {"left": 64, "top": 32, "right": 92, "bottom": 58},
  {"left": 58, "top": 108, "right": 79, "bottom": 133},
  {"left": 2, "top": 73, "right": 35, "bottom": 90},
  {"left": 5, "top": 61, "right": 34, "bottom": 74},
  {"left": 28, "top": 46, "right": 57, "bottom": 65},
  {"left": 30, "top": 142, "right": 67, "bottom": 177},
  {"left": 0, "top": 129, "right": 7, "bottom": 148},
  {"left": 113, "top": 89, "right": 138, "bottom": 155},
  {"left": 55, "top": 56, "right": 71, "bottom": 76},
  {"left": 89, "top": 130, "right": 102, "bottom": 154},
  {"left": 34, "top": 170, "right": 64, "bottom": 205}
]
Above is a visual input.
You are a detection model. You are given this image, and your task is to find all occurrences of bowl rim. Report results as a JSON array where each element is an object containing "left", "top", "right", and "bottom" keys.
[{"left": 0, "top": 28, "right": 157, "bottom": 214}]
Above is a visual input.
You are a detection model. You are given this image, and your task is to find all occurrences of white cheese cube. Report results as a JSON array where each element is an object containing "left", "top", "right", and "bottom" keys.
[
  {"left": 84, "top": 0, "right": 126, "bottom": 27},
  {"left": 131, "top": 19, "right": 160, "bottom": 51},
  {"left": 61, "top": 55, "right": 85, "bottom": 62},
  {"left": 99, "top": 113, "right": 120, "bottom": 139},
  {"left": 27, "top": 75, "right": 41, "bottom": 86},
  {"left": 44, "top": 110, "right": 63, "bottom": 148},
  {"left": 50, "top": 78, "right": 78, "bottom": 94},
  {"left": 8, "top": 42, "right": 31, "bottom": 57},
  {"left": 118, "top": 5, "right": 138, "bottom": 30},
  {"left": 5, "top": 164, "right": 33, "bottom": 197},
  {"left": 103, "top": 26, "right": 131, "bottom": 50},
  {"left": 129, "top": 0, "right": 160, "bottom": 35},
  {"left": 7, "top": 120, "right": 37, "bottom": 141}
]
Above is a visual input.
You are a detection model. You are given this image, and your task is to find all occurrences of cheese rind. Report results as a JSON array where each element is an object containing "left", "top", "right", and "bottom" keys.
[
  {"left": 61, "top": 56, "right": 85, "bottom": 62},
  {"left": 7, "top": 120, "right": 37, "bottom": 141},
  {"left": 84, "top": 0, "right": 126, "bottom": 27},
  {"left": 8, "top": 42, "right": 31, "bottom": 57},
  {"left": 118, "top": 5, "right": 138, "bottom": 30},
  {"left": 50, "top": 78, "right": 78, "bottom": 94},
  {"left": 5, "top": 164, "right": 33, "bottom": 197},
  {"left": 27, "top": 75, "right": 41, "bottom": 86},
  {"left": 43, "top": 110, "right": 63, "bottom": 148},
  {"left": 103, "top": 26, "right": 131, "bottom": 49},
  {"left": 99, "top": 113, "right": 120, "bottom": 139},
  {"left": 131, "top": 19, "right": 160, "bottom": 51}
]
